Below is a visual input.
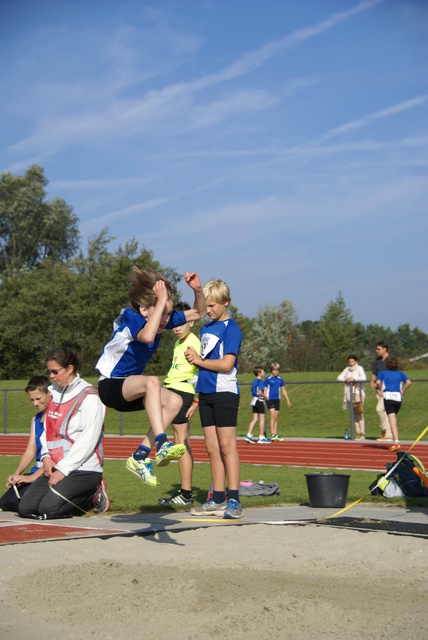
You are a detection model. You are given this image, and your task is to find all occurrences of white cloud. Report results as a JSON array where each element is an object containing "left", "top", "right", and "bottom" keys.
[
  {"left": 319, "top": 95, "right": 428, "bottom": 142},
  {"left": 6, "top": 0, "right": 386, "bottom": 162}
]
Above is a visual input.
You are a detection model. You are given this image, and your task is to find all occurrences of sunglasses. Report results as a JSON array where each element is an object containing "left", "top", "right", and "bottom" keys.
[{"left": 47, "top": 366, "right": 65, "bottom": 375}]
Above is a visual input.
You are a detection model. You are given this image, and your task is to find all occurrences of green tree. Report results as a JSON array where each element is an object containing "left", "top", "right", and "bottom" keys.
[
  {"left": 0, "top": 260, "right": 82, "bottom": 377},
  {"left": 240, "top": 301, "right": 298, "bottom": 372},
  {"left": 0, "top": 165, "right": 79, "bottom": 276},
  {"left": 287, "top": 321, "right": 328, "bottom": 371},
  {"left": 319, "top": 292, "right": 355, "bottom": 370},
  {"left": 0, "top": 228, "right": 183, "bottom": 379}
]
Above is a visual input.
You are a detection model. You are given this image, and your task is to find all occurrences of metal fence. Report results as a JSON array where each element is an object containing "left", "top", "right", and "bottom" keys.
[{"left": 3, "top": 379, "right": 427, "bottom": 439}]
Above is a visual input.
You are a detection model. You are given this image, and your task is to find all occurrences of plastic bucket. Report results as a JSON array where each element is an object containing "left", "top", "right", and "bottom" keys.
[{"left": 305, "top": 473, "right": 350, "bottom": 508}]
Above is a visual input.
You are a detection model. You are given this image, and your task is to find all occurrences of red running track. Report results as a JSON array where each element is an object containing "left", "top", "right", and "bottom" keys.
[{"left": 2, "top": 434, "right": 428, "bottom": 471}]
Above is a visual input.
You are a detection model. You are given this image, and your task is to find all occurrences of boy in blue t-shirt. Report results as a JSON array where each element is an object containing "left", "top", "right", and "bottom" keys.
[
  {"left": 184, "top": 279, "right": 243, "bottom": 519},
  {"left": 264, "top": 362, "right": 291, "bottom": 442},
  {"left": 246, "top": 366, "right": 270, "bottom": 444},
  {"left": 96, "top": 267, "right": 206, "bottom": 487},
  {"left": 376, "top": 357, "right": 411, "bottom": 451},
  {"left": 0, "top": 376, "right": 50, "bottom": 512}
]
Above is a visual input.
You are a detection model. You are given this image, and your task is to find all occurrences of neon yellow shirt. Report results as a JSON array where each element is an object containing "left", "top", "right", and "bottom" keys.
[{"left": 163, "top": 331, "right": 201, "bottom": 395}]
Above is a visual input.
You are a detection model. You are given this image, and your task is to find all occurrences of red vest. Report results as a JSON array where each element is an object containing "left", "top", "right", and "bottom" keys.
[{"left": 45, "top": 387, "right": 104, "bottom": 465}]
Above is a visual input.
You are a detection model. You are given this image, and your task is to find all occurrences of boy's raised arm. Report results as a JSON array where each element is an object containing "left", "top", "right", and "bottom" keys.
[{"left": 183, "top": 272, "right": 207, "bottom": 321}]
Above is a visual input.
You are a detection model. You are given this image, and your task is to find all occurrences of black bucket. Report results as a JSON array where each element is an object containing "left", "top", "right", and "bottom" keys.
[{"left": 305, "top": 473, "right": 350, "bottom": 508}]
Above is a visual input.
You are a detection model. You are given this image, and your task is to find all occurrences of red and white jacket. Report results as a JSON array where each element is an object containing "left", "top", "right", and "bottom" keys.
[{"left": 41, "top": 375, "right": 105, "bottom": 476}]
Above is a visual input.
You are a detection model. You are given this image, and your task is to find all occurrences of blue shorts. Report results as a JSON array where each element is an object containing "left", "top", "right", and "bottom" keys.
[{"left": 199, "top": 392, "right": 240, "bottom": 428}]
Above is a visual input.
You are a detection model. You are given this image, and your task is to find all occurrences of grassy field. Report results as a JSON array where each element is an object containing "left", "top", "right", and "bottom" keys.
[
  {"left": 1, "top": 455, "right": 426, "bottom": 513},
  {"left": 2, "top": 371, "right": 427, "bottom": 513},
  {"left": 1, "top": 371, "right": 427, "bottom": 441}
]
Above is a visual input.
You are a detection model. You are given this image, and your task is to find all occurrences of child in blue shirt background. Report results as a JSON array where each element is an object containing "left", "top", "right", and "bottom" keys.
[
  {"left": 246, "top": 366, "right": 270, "bottom": 444},
  {"left": 264, "top": 362, "right": 291, "bottom": 442}
]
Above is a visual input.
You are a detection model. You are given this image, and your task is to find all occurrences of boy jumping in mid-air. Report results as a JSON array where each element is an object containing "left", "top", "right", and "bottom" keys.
[{"left": 96, "top": 268, "right": 206, "bottom": 487}]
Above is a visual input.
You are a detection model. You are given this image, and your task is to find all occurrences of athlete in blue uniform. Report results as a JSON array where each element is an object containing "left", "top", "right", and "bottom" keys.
[
  {"left": 185, "top": 279, "right": 243, "bottom": 519},
  {"left": 264, "top": 362, "right": 291, "bottom": 441},
  {"left": 96, "top": 267, "right": 206, "bottom": 486},
  {"left": 376, "top": 357, "right": 411, "bottom": 451},
  {"left": 246, "top": 367, "right": 269, "bottom": 444}
]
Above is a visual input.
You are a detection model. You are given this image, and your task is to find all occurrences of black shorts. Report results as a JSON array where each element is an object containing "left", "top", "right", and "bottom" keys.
[
  {"left": 164, "top": 388, "right": 195, "bottom": 424},
  {"left": 252, "top": 399, "right": 266, "bottom": 415},
  {"left": 199, "top": 392, "right": 240, "bottom": 428},
  {"left": 98, "top": 378, "right": 145, "bottom": 412},
  {"left": 384, "top": 399, "right": 402, "bottom": 415},
  {"left": 267, "top": 399, "right": 280, "bottom": 411}
]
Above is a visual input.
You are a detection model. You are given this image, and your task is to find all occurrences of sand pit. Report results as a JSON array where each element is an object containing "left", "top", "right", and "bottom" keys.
[{"left": 1, "top": 523, "right": 427, "bottom": 639}]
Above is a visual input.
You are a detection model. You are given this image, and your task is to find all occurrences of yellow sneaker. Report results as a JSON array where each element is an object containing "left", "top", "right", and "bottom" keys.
[
  {"left": 125, "top": 456, "right": 159, "bottom": 486},
  {"left": 155, "top": 442, "right": 186, "bottom": 467}
]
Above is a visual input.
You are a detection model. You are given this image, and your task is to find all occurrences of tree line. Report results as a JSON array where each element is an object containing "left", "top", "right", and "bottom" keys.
[{"left": 1, "top": 166, "right": 427, "bottom": 379}]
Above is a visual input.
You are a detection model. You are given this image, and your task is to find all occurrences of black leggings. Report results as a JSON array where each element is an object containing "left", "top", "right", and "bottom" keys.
[
  {"left": 18, "top": 471, "right": 101, "bottom": 519},
  {"left": 0, "top": 483, "right": 31, "bottom": 513}
]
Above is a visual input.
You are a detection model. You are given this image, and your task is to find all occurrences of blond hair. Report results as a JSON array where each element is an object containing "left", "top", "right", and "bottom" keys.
[
  {"left": 270, "top": 362, "right": 280, "bottom": 372},
  {"left": 128, "top": 267, "right": 175, "bottom": 312},
  {"left": 203, "top": 279, "right": 231, "bottom": 304}
]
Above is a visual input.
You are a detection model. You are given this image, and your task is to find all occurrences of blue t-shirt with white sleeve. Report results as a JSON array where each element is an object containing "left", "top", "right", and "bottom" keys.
[
  {"left": 30, "top": 411, "right": 45, "bottom": 474},
  {"left": 264, "top": 375, "right": 285, "bottom": 400},
  {"left": 251, "top": 378, "right": 264, "bottom": 398},
  {"left": 196, "top": 317, "right": 242, "bottom": 394},
  {"left": 96, "top": 306, "right": 186, "bottom": 378},
  {"left": 377, "top": 369, "right": 408, "bottom": 402}
]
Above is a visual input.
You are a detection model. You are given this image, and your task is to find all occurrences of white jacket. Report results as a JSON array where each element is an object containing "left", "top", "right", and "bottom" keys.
[
  {"left": 337, "top": 365, "right": 366, "bottom": 409},
  {"left": 41, "top": 375, "right": 105, "bottom": 476}
]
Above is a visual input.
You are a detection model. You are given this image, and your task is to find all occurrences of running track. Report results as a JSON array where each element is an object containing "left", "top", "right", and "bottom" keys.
[{"left": 2, "top": 434, "right": 428, "bottom": 471}]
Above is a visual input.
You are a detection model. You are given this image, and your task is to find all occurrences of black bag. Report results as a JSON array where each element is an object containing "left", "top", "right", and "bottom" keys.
[
  {"left": 386, "top": 452, "right": 428, "bottom": 498},
  {"left": 370, "top": 451, "right": 428, "bottom": 498}
]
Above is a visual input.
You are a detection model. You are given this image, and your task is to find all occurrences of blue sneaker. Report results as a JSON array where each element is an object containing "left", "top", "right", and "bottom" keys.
[
  {"left": 257, "top": 436, "right": 271, "bottom": 444},
  {"left": 245, "top": 435, "right": 256, "bottom": 444},
  {"left": 155, "top": 442, "right": 186, "bottom": 467},
  {"left": 223, "top": 498, "right": 243, "bottom": 519}
]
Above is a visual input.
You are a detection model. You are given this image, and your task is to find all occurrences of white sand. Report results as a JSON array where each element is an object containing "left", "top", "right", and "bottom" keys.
[{"left": 1, "top": 523, "right": 427, "bottom": 639}]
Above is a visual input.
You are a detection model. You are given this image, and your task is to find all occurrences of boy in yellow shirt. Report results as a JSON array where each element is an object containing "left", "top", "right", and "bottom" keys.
[{"left": 158, "top": 302, "right": 201, "bottom": 506}]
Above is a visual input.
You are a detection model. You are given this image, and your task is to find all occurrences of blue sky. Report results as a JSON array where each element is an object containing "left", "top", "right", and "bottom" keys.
[{"left": 1, "top": 0, "right": 427, "bottom": 330}]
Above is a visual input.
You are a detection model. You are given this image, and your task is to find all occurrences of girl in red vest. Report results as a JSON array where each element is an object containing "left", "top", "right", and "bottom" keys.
[{"left": 19, "top": 348, "right": 109, "bottom": 519}]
